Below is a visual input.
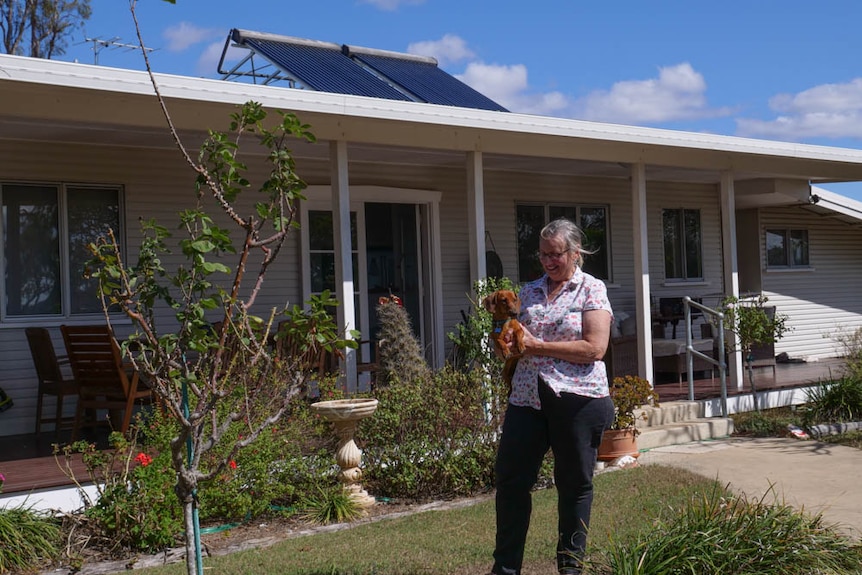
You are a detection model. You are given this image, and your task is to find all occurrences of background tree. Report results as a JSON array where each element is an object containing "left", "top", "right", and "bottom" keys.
[{"left": 1, "top": 0, "right": 91, "bottom": 58}]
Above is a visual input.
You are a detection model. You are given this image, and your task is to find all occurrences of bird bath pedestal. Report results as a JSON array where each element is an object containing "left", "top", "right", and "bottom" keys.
[{"left": 310, "top": 398, "right": 378, "bottom": 509}]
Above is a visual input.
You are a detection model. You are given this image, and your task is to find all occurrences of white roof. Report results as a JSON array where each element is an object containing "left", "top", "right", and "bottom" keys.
[
  {"left": 3, "top": 52, "right": 862, "bottom": 190},
  {"left": 809, "top": 186, "right": 862, "bottom": 225}
]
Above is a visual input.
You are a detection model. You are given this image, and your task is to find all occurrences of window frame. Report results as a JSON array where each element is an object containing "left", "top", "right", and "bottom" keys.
[
  {"left": 515, "top": 203, "right": 611, "bottom": 284},
  {"left": 765, "top": 228, "right": 810, "bottom": 269},
  {"left": 1, "top": 180, "right": 125, "bottom": 323},
  {"left": 662, "top": 207, "right": 703, "bottom": 282}
]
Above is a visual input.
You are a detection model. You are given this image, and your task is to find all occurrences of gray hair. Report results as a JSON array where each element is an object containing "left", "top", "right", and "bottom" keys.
[{"left": 540, "top": 218, "right": 593, "bottom": 267}]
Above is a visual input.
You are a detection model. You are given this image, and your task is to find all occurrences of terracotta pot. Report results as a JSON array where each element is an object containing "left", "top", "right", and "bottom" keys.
[{"left": 597, "top": 428, "right": 640, "bottom": 461}]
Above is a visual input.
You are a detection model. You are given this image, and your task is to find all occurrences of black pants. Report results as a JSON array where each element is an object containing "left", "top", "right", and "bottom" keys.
[{"left": 492, "top": 380, "right": 614, "bottom": 575}]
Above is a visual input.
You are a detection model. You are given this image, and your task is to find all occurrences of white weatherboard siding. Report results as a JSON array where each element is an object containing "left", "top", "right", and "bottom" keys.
[
  {"left": 0, "top": 135, "right": 729, "bottom": 436},
  {"left": 0, "top": 140, "right": 307, "bottom": 436},
  {"left": 760, "top": 207, "right": 862, "bottom": 361},
  {"left": 645, "top": 182, "right": 724, "bottom": 342},
  {"left": 5, "top": 54, "right": 862, "bottom": 438}
]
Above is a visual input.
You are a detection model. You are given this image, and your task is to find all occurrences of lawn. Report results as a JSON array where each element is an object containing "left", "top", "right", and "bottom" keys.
[
  {"left": 129, "top": 465, "right": 729, "bottom": 575},
  {"left": 123, "top": 436, "right": 862, "bottom": 575}
]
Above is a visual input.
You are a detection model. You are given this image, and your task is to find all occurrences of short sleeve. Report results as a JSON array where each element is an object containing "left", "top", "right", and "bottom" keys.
[{"left": 582, "top": 276, "right": 612, "bottom": 313}]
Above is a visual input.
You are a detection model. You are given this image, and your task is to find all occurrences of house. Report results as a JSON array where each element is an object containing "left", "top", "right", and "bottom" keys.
[{"left": 2, "top": 32, "right": 862, "bottom": 439}]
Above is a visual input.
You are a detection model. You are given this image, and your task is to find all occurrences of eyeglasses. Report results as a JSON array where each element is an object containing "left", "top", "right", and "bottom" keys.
[{"left": 537, "top": 249, "right": 570, "bottom": 261}]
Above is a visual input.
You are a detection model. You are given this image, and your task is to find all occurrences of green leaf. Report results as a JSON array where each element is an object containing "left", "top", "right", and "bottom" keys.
[
  {"left": 190, "top": 240, "right": 216, "bottom": 253},
  {"left": 201, "top": 261, "right": 230, "bottom": 274}
]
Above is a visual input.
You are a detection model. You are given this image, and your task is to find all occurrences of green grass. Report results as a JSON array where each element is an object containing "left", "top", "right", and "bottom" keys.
[
  {"left": 129, "top": 465, "right": 820, "bottom": 575},
  {"left": 0, "top": 504, "right": 61, "bottom": 573},
  {"left": 602, "top": 482, "right": 862, "bottom": 574},
  {"left": 731, "top": 405, "right": 862, "bottom": 448},
  {"left": 821, "top": 429, "right": 862, "bottom": 449}
]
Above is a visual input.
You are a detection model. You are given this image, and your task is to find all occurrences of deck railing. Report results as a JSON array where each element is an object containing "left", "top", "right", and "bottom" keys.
[{"left": 683, "top": 296, "right": 728, "bottom": 417}]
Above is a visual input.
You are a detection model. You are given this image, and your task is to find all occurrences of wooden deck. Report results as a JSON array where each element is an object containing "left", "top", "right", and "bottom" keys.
[
  {"left": 652, "top": 356, "right": 846, "bottom": 403},
  {"left": 0, "top": 358, "right": 848, "bottom": 498},
  {"left": 0, "top": 427, "right": 111, "bottom": 496}
]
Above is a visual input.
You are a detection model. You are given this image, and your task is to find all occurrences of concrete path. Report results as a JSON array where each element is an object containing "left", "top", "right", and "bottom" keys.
[{"left": 639, "top": 437, "right": 862, "bottom": 541}]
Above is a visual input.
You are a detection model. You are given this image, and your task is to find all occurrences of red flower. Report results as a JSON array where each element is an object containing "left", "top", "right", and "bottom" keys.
[
  {"left": 229, "top": 460, "right": 237, "bottom": 470},
  {"left": 378, "top": 294, "right": 403, "bottom": 307},
  {"left": 134, "top": 452, "right": 153, "bottom": 467}
]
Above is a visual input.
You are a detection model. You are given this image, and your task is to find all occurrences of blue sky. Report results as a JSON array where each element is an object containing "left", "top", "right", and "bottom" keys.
[{"left": 57, "top": 0, "right": 862, "bottom": 201}]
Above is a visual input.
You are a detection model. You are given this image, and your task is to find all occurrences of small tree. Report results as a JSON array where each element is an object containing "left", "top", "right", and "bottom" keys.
[
  {"left": 720, "top": 294, "right": 788, "bottom": 411},
  {"left": 87, "top": 4, "right": 355, "bottom": 574}
]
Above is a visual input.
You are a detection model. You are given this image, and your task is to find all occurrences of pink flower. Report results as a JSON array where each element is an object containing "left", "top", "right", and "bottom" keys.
[{"left": 134, "top": 452, "right": 153, "bottom": 467}]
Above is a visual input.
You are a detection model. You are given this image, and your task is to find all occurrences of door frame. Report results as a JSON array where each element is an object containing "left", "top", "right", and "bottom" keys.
[{"left": 300, "top": 185, "right": 444, "bottom": 371}]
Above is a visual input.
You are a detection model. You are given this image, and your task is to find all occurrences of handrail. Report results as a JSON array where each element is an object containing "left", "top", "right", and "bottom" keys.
[{"left": 683, "top": 296, "right": 728, "bottom": 417}]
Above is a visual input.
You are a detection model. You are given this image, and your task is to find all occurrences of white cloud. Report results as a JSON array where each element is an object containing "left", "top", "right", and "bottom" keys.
[
  {"left": 196, "top": 40, "right": 242, "bottom": 77},
  {"left": 454, "top": 60, "right": 729, "bottom": 122},
  {"left": 571, "top": 63, "right": 731, "bottom": 124},
  {"left": 456, "top": 62, "right": 569, "bottom": 116},
  {"left": 163, "top": 22, "right": 220, "bottom": 53},
  {"left": 402, "top": 34, "right": 565, "bottom": 115},
  {"left": 359, "top": 0, "right": 424, "bottom": 11},
  {"left": 407, "top": 34, "right": 474, "bottom": 66},
  {"left": 737, "top": 78, "right": 862, "bottom": 140}
]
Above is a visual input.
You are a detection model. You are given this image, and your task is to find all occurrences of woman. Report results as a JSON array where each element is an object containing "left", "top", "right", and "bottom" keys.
[{"left": 491, "top": 218, "right": 614, "bottom": 575}]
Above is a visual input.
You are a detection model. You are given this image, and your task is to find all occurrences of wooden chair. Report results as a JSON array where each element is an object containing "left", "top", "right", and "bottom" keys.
[
  {"left": 25, "top": 327, "right": 78, "bottom": 437},
  {"left": 356, "top": 339, "right": 381, "bottom": 389},
  {"left": 274, "top": 320, "right": 333, "bottom": 379},
  {"left": 60, "top": 325, "right": 152, "bottom": 440}
]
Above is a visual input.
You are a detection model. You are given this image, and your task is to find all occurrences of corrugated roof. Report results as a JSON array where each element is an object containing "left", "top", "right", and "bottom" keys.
[{"left": 221, "top": 29, "right": 508, "bottom": 112}]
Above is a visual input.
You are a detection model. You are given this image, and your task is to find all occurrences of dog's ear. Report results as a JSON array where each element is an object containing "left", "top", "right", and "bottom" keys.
[{"left": 482, "top": 293, "right": 496, "bottom": 312}]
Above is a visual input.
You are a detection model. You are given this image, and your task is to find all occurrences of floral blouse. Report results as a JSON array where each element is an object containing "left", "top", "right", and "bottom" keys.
[{"left": 510, "top": 267, "right": 613, "bottom": 410}]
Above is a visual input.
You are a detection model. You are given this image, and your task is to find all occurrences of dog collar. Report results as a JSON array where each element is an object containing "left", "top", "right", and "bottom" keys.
[{"left": 492, "top": 317, "right": 516, "bottom": 333}]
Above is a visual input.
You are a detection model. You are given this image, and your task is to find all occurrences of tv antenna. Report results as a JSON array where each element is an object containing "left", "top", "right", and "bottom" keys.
[{"left": 84, "top": 37, "right": 154, "bottom": 65}]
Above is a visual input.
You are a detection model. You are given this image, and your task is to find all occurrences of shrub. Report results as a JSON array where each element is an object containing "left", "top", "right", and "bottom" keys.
[
  {"left": 731, "top": 407, "right": 801, "bottom": 437},
  {"left": 833, "top": 325, "right": 862, "bottom": 382},
  {"left": 58, "top": 420, "right": 182, "bottom": 553},
  {"left": 447, "top": 276, "right": 518, "bottom": 375},
  {"left": 197, "top": 425, "right": 296, "bottom": 523},
  {"left": 802, "top": 376, "right": 862, "bottom": 426},
  {"left": 0, "top": 504, "right": 61, "bottom": 573},
  {"left": 197, "top": 390, "right": 341, "bottom": 523},
  {"left": 360, "top": 365, "right": 501, "bottom": 500}
]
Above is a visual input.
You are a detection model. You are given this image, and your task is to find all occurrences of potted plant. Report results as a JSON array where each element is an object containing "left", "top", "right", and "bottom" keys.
[{"left": 598, "top": 375, "right": 659, "bottom": 461}]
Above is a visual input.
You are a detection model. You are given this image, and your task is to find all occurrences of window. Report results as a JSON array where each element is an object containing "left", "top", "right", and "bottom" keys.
[
  {"left": 307, "top": 210, "right": 358, "bottom": 294},
  {"left": 766, "top": 229, "right": 809, "bottom": 268},
  {"left": 662, "top": 208, "right": 703, "bottom": 281},
  {"left": 516, "top": 204, "right": 609, "bottom": 283},
  {"left": 1, "top": 182, "right": 121, "bottom": 319}
]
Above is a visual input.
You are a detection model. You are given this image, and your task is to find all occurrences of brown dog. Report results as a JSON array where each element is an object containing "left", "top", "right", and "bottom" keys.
[{"left": 483, "top": 290, "right": 526, "bottom": 389}]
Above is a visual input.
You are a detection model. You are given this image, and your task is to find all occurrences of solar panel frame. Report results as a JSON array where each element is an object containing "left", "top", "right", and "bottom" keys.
[
  {"left": 242, "top": 37, "right": 411, "bottom": 101},
  {"left": 350, "top": 52, "right": 509, "bottom": 112},
  {"left": 228, "top": 29, "right": 508, "bottom": 111}
]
